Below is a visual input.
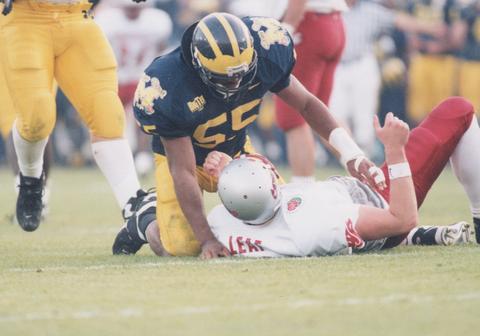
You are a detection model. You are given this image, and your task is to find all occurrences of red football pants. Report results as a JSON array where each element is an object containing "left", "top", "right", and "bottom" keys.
[
  {"left": 379, "top": 97, "right": 475, "bottom": 248},
  {"left": 275, "top": 11, "right": 345, "bottom": 131}
]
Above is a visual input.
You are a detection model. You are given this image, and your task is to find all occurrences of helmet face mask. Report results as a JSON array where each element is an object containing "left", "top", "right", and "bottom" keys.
[
  {"left": 190, "top": 13, "right": 258, "bottom": 101},
  {"left": 218, "top": 157, "right": 281, "bottom": 225}
]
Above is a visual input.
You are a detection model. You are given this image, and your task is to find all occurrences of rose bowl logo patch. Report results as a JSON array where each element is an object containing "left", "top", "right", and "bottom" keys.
[{"left": 287, "top": 196, "right": 302, "bottom": 212}]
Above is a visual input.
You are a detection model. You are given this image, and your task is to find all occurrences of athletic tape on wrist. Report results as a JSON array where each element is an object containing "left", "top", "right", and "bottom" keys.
[
  {"left": 388, "top": 162, "right": 411, "bottom": 180},
  {"left": 328, "top": 128, "right": 365, "bottom": 166}
]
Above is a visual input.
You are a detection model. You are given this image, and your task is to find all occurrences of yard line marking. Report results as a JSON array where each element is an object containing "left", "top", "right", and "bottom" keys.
[
  {"left": 4, "top": 248, "right": 476, "bottom": 273},
  {"left": 1, "top": 292, "right": 480, "bottom": 323},
  {"left": 5, "top": 257, "right": 315, "bottom": 272}
]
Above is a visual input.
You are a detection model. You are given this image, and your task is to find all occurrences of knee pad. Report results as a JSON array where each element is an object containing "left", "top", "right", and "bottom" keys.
[
  {"left": 17, "top": 92, "right": 56, "bottom": 142},
  {"left": 90, "top": 90, "right": 125, "bottom": 138}
]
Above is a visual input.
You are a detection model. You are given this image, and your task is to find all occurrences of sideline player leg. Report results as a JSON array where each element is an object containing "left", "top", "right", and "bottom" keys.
[
  {"left": 53, "top": 11, "right": 141, "bottom": 213},
  {"left": 275, "top": 11, "right": 345, "bottom": 183}
]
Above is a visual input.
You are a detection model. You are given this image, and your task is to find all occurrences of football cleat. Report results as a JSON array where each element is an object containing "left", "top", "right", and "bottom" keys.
[
  {"left": 440, "top": 221, "right": 472, "bottom": 246},
  {"left": 474, "top": 218, "right": 480, "bottom": 244},
  {"left": 112, "top": 226, "right": 145, "bottom": 255},
  {"left": 16, "top": 173, "right": 45, "bottom": 232},
  {"left": 113, "top": 189, "right": 157, "bottom": 255},
  {"left": 122, "top": 189, "right": 148, "bottom": 221}
]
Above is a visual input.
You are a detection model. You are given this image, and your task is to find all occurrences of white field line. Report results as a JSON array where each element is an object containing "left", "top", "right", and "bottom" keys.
[
  {"left": 5, "top": 257, "right": 318, "bottom": 272},
  {"left": 4, "top": 251, "right": 437, "bottom": 273},
  {"left": 1, "top": 292, "right": 480, "bottom": 323}
]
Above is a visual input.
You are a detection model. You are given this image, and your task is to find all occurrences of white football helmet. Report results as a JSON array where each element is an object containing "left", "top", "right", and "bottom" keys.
[{"left": 218, "top": 156, "right": 281, "bottom": 225}]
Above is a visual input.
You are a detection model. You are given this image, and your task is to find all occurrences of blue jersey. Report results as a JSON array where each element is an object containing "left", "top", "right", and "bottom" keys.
[{"left": 133, "top": 17, "right": 295, "bottom": 166}]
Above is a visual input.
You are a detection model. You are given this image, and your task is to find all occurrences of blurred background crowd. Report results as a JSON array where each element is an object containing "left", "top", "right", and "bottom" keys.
[{"left": 1, "top": 0, "right": 479, "bottom": 175}]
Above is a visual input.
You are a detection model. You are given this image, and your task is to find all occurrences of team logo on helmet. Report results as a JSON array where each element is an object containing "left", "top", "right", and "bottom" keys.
[
  {"left": 287, "top": 196, "right": 302, "bottom": 213},
  {"left": 134, "top": 74, "right": 167, "bottom": 115},
  {"left": 250, "top": 17, "right": 290, "bottom": 50}
]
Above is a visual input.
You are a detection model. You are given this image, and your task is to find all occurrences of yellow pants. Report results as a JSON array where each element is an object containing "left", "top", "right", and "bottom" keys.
[
  {"left": 0, "top": 41, "right": 16, "bottom": 139},
  {"left": 0, "top": 0, "right": 125, "bottom": 142},
  {"left": 408, "top": 54, "right": 457, "bottom": 123},
  {"left": 154, "top": 140, "right": 257, "bottom": 256},
  {"left": 458, "top": 59, "right": 480, "bottom": 114},
  {"left": 0, "top": 11, "right": 15, "bottom": 139}
]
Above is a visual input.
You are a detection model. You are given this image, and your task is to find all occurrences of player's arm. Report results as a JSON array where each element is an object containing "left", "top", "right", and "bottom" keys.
[
  {"left": 276, "top": 75, "right": 386, "bottom": 190},
  {"left": 282, "top": 0, "right": 307, "bottom": 35},
  {"left": 1, "top": 0, "right": 13, "bottom": 16},
  {"left": 161, "top": 136, "right": 230, "bottom": 259},
  {"left": 355, "top": 113, "right": 418, "bottom": 240}
]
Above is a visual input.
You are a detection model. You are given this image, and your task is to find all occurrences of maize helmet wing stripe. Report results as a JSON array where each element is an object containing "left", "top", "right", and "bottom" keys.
[
  {"left": 214, "top": 13, "right": 240, "bottom": 57},
  {"left": 194, "top": 13, "right": 254, "bottom": 75},
  {"left": 197, "top": 20, "right": 223, "bottom": 58},
  {"left": 222, "top": 14, "right": 252, "bottom": 50},
  {"left": 191, "top": 13, "right": 258, "bottom": 99}
]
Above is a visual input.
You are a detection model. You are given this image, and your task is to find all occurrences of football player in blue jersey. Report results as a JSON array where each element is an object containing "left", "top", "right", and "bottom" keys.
[{"left": 113, "top": 12, "right": 386, "bottom": 258}]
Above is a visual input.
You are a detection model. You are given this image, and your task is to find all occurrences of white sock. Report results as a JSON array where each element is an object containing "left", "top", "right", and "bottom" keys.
[
  {"left": 12, "top": 124, "right": 47, "bottom": 178},
  {"left": 450, "top": 117, "right": 480, "bottom": 219},
  {"left": 290, "top": 175, "right": 315, "bottom": 184},
  {"left": 92, "top": 139, "right": 141, "bottom": 208}
]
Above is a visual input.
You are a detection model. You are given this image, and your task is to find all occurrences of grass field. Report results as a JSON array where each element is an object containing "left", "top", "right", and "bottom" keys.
[{"left": 0, "top": 166, "right": 479, "bottom": 336}]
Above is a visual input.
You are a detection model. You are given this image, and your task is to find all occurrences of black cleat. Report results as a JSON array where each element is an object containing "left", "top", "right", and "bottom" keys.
[
  {"left": 16, "top": 173, "right": 45, "bottom": 232},
  {"left": 474, "top": 217, "right": 480, "bottom": 244},
  {"left": 122, "top": 189, "right": 148, "bottom": 221},
  {"left": 112, "top": 226, "right": 145, "bottom": 255},
  {"left": 113, "top": 189, "right": 156, "bottom": 255}
]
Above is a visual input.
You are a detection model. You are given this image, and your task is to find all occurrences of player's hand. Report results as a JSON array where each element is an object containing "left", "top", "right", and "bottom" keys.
[
  {"left": 203, "top": 151, "right": 232, "bottom": 178},
  {"left": 374, "top": 112, "right": 410, "bottom": 151},
  {"left": 200, "top": 239, "right": 231, "bottom": 259},
  {"left": 1, "top": 0, "right": 14, "bottom": 16},
  {"left": 346, "top": 156, "right": 386, "bottom": 191}
]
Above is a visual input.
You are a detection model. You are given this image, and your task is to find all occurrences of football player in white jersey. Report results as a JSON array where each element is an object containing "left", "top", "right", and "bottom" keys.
[{"left": 113, "top": 97, "right": 479, "bottom": 256}]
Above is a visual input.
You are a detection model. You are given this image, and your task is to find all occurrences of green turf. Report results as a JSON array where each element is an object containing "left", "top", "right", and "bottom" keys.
[{"left": 0, "top": 167, "right": 479, "bottom": 336}]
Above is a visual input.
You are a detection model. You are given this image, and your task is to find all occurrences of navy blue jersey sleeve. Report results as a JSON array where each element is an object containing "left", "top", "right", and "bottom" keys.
[
  {"left": 269, "top": 55, "right": 295, "bottom": 93},
  {"left": 244, "top": 17, "right": 296, "bottom": 93},
  {"left": 133, "top": 72, "right": 190, "bottom": 138}
]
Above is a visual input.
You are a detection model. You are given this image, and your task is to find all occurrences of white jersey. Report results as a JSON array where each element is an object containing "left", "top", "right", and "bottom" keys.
[
  {"left": 227, "top": 0, "right": 288, "bottom": 20},
  {"left": 95, "top": 8, "right": 172, "bottom": 85},
  {"left": 306, "top": 0, "right": 348, "bottom": 13},
  {"left": 208, "top": 179, "right": 371, "bottom": 258}
]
